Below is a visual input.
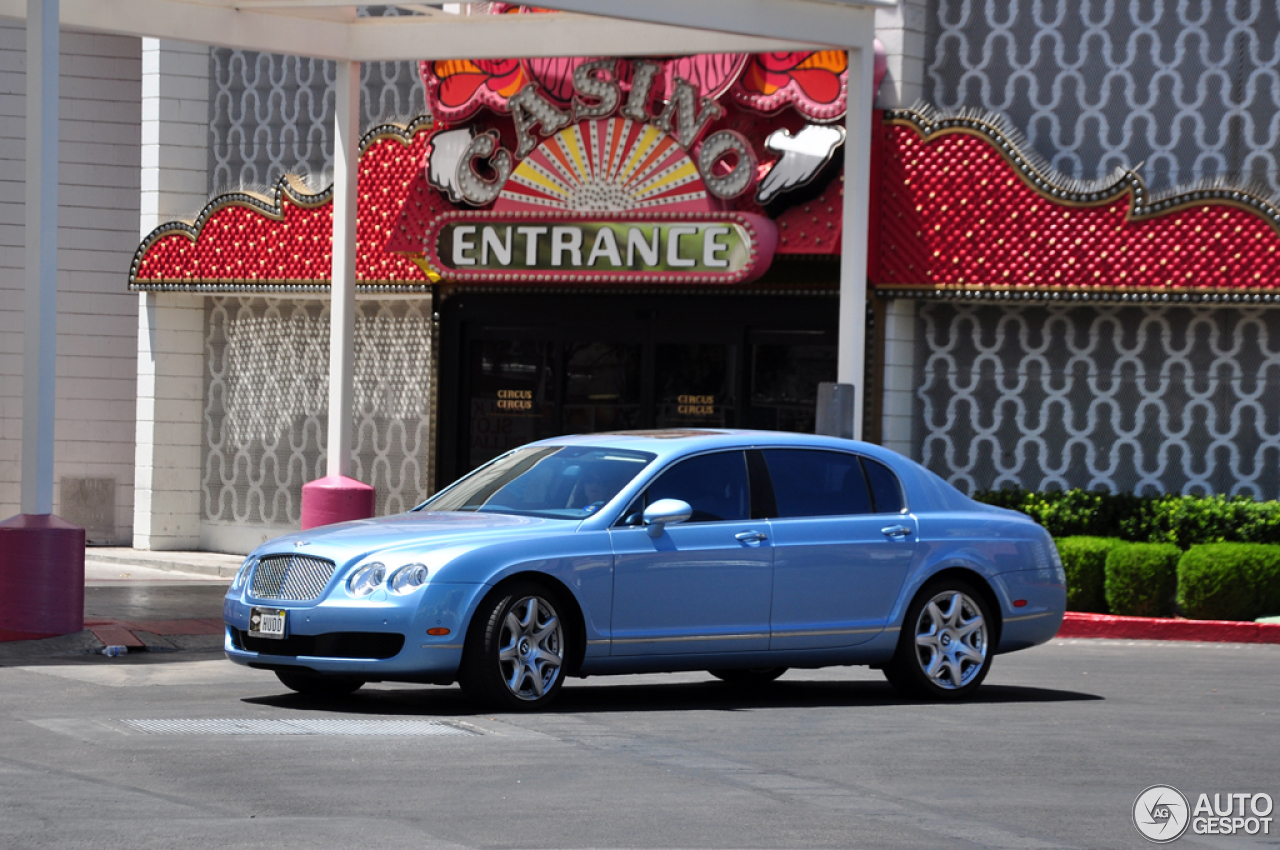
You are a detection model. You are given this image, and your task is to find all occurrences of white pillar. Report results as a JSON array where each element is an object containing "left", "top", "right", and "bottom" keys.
[
  {"left": 880, "top": 298, "right": 917, "bottom": 457},
  {"left": 133, "top": 39, "right": 209, "bottom": 550},
  {"left": 874, "top": 0, "right": 927, "bottom": 109},
  {"left": 21, "top": 0, "right": 59, "bottom": 516},
  {"left": 838, "top": 42, "right": 876, "bottom": 440},
  {"left": 327, "top": 59, "right": 360, "bottom": 478}
]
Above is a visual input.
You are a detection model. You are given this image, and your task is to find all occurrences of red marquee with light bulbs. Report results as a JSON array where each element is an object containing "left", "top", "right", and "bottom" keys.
[
  {"left": 129, "top": 47, "right": 1280, "bottom": 301},
  {"left": 130, "top": 46, "right": 857, "bottom": 291}
]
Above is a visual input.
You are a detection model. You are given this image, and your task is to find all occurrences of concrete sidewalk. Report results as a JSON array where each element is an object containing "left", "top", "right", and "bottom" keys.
[
  {"left": 0, "top": 550, "right": 238, "bottom": 662},
  {"left": 86, "top": 546, "right": 244, "bottom": 579}
]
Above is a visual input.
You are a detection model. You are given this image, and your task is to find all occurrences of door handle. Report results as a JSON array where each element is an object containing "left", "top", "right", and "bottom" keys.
[
  {"left": 735, "top": 530, "right": 768, "bottom": 543},
  {"left": 881, "top": 525, "right": 913, "bottom": 539}
]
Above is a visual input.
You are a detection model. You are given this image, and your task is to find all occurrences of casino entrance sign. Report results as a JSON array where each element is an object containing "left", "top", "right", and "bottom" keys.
[
  {"left": 427, "top": 211, "right": 773, "bottom": 284},
  {"left": 402, "top": 51, "right": 855, "bottom": 285}
]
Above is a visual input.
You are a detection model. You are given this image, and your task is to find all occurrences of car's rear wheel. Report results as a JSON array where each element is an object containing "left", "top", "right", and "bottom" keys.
[
  {"left": 460, "top": 581, "right": 568, "bottom": 711},
  {"left": 708, "top": 667, "right": 787, "bottom": 685},
  {"left": 275, "top": 669, "right": 364, "bottom": 697},
  {"left": 884, "top": 579, "right": 993, "bottom": 701}
]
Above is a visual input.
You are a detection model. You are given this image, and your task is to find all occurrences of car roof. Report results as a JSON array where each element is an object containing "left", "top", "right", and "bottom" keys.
[
  {"left": 525, "top": 429, "right": 987, "bottom": 515},
  {"left": 528, "top": 429, "right": 909, "bottom": 466}
]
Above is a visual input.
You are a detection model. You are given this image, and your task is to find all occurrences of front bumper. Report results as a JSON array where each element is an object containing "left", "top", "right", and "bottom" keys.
[{"left": 223, "top": 580, "right": 487, "bottom": 679}]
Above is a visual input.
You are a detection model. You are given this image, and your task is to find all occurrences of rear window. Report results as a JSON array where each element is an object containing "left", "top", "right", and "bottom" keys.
[
  {"left": 863, "top": 458, "right": 905, "bottom": 513},
  {"left": 762, "top": 450, "right": 872, "bottom": 518}
]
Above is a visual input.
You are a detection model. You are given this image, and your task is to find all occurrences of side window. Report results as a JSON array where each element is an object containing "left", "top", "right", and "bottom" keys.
[
  {"left": 862, "top": 458, "right": 905, "bottom": 513},
  {"left": 642, "top": 451, "right": 750, "bottom": 523},
  {"left": 762, "top": 449, "right": 872, "bottom": 517}
]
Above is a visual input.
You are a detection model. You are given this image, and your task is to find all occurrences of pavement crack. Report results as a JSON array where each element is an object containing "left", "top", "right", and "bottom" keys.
[
  {"left": 0, "top": 752, "right": 228, "bottom": 817},
  {"left": 509, "top": 715, "right": 1078, "bottom": 850}
]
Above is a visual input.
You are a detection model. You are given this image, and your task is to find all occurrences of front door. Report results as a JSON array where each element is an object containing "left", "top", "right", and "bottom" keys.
[{"left": 609, "top": 450, "right": 773, "bottom": 655}]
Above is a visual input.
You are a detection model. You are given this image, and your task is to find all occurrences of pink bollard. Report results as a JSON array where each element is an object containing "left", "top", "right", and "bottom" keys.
[
  {"left": 0, "top": 513, "right": 85, "bottom": 641},
  {"left": 300, "top": 475, "right": 376, "bottom": 530}
]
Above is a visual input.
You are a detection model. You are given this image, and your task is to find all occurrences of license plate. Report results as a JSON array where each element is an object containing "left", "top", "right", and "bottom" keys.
[{"left": 249, "top": 607, "right": 287, "bottom": 639}]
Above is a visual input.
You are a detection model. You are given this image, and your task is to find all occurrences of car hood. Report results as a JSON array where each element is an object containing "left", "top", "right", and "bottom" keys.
[{"left": 252, "top": 511, "right": 576, "bottom": 565}]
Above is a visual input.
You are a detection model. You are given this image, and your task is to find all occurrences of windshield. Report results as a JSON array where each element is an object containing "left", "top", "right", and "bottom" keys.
[{"left": 418, "top": 445, "right": 656, "bottom": 519}]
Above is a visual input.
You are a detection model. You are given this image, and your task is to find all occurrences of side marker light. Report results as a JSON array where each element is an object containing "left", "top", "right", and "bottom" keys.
[
  {"left": 1013, "top": 599, "right": 1027, "bottom": 608},
  {"left": 426, "top": 628, "right": 451, "bottom": 636}
]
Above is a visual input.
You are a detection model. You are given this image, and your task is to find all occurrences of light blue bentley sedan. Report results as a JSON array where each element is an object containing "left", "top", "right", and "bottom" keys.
[{"left": 224, "top": 430, "right": 1065, "bottom": 709}]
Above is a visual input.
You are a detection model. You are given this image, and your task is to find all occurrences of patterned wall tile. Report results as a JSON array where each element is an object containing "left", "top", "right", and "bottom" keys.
[
  {"left": 203, "top": 297, "right": 435, "bottom": 525},
  {"left": 915, "top": 301, "right": 1280, "bottom": 497},
  {"left": 926, "top": 1, "right": 1280, "bottom": 198},
  {"left": 208, "top": 21, "right": 425, "bottom": 193}
]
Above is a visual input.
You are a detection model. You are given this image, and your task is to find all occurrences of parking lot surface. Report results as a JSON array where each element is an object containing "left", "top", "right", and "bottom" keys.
[{"left": 1, "top": 622, "right": 1276, "bottom": 850}]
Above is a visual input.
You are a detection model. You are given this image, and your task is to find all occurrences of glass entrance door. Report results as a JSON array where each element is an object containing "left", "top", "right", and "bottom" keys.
[
  {"left": 654, "top": 343, "right": 736, "bottom": 428},
  {"left": 439, "top": 293, "right": 839, "bottom": 485},
  {"left": 466, "top": 338, "right": 557, "bottom": 470}
]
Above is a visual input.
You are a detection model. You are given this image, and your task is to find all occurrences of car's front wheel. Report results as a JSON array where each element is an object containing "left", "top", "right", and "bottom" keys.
[
  {"left": 461, "top": 581, "right": 568, "bottom": 711},
  {"left": 884, "top": 579, "right": 993, "bottom": 701},
  {"left": 274, "top": 669, "right": 364, "bottom": 697}
]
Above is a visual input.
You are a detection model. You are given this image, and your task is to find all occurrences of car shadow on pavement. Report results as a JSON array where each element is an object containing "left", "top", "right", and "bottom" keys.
[{"left": 241, "top": 678, "right": 1103, "bottom": 716}]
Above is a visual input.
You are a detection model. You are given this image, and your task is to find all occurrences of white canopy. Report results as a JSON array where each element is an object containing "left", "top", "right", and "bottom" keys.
[
  {"left": 0, "top": 0, "right": 890, "bottom": 58},
  {"left": 4, "top": 0, "right": 890, "bottom": 518}
]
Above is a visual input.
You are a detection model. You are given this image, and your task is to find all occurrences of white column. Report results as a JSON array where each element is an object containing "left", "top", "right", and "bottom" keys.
[
  {"left": 838, "top": 41, "right": 876, "bottom": 440},
  {"left": 21, "top": 0, "right": 58, "bottom": 516},
  {"left": 874, "top": 0, "right": 927, "bottom": 108},
  {"left": 133, "top": 293, "right": 204, "bottom": 550},
  {"left": 133, "top": 39, "right": 209, "bottom": 550},
  {"left": 880, "top": 298, "right": 917, "bottom": 457},
  {"left": 327, "top": 59, "right": 360, "bottom": 479}
]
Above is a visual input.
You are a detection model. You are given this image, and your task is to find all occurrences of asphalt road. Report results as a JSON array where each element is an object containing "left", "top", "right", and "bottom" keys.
[{"left": 0, "top": 621, "right": 1276, "bottom": 849}]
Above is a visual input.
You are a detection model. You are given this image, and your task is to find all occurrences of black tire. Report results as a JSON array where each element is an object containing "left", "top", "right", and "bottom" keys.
[
  {"left": 460, "top": 581, "right": 569, "bottom": 711},
  {"left": 884, "top": 578, "right": 994, "bottom": 701},
  {"left": 275, "top": 669, "right": 364, "bottom": 697},
  {"left": 709, "top": 667, "right": 788, "bottom": 685}
]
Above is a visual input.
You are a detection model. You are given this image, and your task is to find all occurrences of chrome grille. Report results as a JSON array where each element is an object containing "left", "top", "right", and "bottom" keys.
[{"left": 250, "top": 554, "right": 336, "bottom": 602}]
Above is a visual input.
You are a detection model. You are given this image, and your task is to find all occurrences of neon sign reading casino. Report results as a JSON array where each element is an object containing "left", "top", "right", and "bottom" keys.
[{"left": 416, "top": 53, "right": 823, "bottom": 284}]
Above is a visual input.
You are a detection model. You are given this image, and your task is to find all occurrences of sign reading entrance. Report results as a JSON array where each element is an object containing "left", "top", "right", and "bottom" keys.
[{"left": 425, "top": 211, "right": 776, "bottom": 285}]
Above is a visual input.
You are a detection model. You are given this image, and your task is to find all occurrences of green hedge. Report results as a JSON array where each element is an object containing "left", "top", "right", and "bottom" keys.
[
  {"left": 977, "top": 488, "right": 1280, "bottom": 547},
  {"left": 1054, "top": 537, "right": 1125, "bottom": 613},
  {"left": 1105, "top": 543, "right": 1182, "bottom": 617},
  {"left": 1177, "top": 544, "right": 1280, "bottom": 621}
]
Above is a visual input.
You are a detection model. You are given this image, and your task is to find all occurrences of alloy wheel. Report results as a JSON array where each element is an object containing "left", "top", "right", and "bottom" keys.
[
  {"left": 497, "top": 595, "right": 564, "bottom": 701},
  {"left": 912, "top": 590, "right": 988, "bottom": 690}
]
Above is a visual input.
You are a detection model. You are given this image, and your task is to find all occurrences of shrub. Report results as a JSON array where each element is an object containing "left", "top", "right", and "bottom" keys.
[
  {"left": 1177, "top": 544, "right": 1280, "bottom": 621},
  {"left": 975, "top": 488, "right": 1143, "bottom": 539},
  {"left": 974, "top": 488, "right": 1280, "bottom": 547},
  {"left": 1104, "top": 543, "right": 1181, "bottom": 617},
  {"left": 1134, "top": 496, "right": 1280, "bottom": 548},
  {"left": 1054, "top": 537, "right": 1125, "bottom": 613}
]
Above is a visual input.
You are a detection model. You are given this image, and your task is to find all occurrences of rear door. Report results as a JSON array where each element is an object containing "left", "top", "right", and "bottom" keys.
[{"left": 763, "top": 449, "right": 917, "bottom": 650}]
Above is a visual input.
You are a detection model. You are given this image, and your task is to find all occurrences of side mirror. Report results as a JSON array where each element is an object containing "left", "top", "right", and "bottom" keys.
[{"left": 643, "top": 498, "right": 692, "bottom": 538}]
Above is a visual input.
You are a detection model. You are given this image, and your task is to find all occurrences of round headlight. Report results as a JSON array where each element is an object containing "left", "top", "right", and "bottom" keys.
[
  {"left": 348, "top": 562, "right": 386, "bottom": 597},
  {"left": 389, "top": 564, "right": 429, "bottom": 595},
  {"left": 232, "top": 558, "right": 256, "bottom": 590}
]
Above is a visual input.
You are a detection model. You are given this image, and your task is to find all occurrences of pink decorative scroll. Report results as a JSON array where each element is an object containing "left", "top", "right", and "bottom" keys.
[{"left": 730, "top": 51, "right": 848, "bottom": 121}]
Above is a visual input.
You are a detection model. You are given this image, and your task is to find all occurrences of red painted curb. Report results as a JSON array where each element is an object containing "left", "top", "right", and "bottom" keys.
[
  {"left": 89, "top": 626, "right": 146, "bottom": 648},
  {"left": 129, "top": 618, "right": 224, "bottom": 636},
  {"left": 1057, "top": 611, "right": 1280, "bottom": 644}
]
